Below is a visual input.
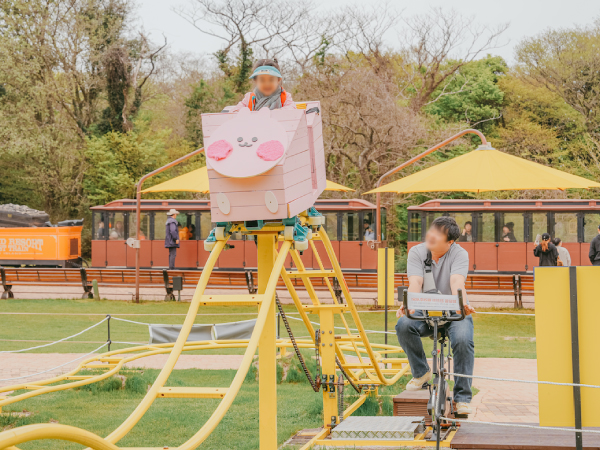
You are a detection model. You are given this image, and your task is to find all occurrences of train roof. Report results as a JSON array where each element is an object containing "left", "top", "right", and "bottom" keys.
[
  {"left": 408, "top": 199, "right": 600, "bottom": 212},
  {"left": 91, "top": 198, "right": 380, "bottom": 212}
]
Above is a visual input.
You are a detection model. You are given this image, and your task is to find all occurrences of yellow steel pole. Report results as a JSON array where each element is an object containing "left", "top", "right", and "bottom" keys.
[
  {"left": 319, "top": 308, "right": 339, "bottom": 427},
  {"left": 257, "top": 233, "right": 278, "bottom": 449}
]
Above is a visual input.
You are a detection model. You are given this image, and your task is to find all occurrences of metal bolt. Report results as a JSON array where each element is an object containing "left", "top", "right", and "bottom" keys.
[
  {"left": 330, "top": 343, "right": 333, "bottom": 346},
  {"left": 329, "top": 330, "right": 332, "bottom": 334},
  {"left": 322, "top": 343, "right": 325, "bottom": 346}
]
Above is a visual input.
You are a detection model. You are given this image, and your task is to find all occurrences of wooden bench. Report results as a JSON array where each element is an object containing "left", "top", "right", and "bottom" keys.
[{"left": 0, "top": 267, "right": 533, "bottom": 302}]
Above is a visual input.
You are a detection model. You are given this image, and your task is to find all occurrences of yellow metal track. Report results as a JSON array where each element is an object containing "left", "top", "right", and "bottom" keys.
[{"left": 0, "top": 224, "right": 412, "bottom": 450}]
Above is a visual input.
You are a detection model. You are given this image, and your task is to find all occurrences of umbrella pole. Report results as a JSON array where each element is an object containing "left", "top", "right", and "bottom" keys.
[
  {"left": 134, "top": 148, "right": 205, "bottom": 302},
  {"left": 375, "top": 129, "right": 488, "bottom": 243}
]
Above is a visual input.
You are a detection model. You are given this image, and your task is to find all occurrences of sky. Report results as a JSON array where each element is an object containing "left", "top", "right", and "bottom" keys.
[{"left": 136, "top": 0, "right": 598, "bottom": 65}]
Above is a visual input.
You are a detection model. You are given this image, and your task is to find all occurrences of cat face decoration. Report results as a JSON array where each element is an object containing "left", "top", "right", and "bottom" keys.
[{"left": 201, "top": 103, "right": 326, "bottom": 222}]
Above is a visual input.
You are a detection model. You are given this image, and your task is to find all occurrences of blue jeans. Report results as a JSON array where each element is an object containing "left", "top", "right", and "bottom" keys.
[{"left": 395, "top": 314, "right": 474, "bottom": 403}]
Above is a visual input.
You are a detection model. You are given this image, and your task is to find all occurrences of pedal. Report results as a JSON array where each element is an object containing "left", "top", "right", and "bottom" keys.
[{"left": 453, "top": 413, "right": 469, "bottom": 419}]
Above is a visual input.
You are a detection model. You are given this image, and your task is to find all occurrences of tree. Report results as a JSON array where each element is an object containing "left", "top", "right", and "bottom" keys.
[
  {"left": 516, "top": 20, "right": 600, "bottom": 150},
  {"left": 174, "top": 0, "right": 333, "bottom": 90},
  {"left": 399, "top": 8, "right": 508, "bottom": 111},
  {"left": 426, "top": 56, "right": 507, "bottom": 132},
  {"left": 297, "top": 61, "right": 425, "bottom": 193}
]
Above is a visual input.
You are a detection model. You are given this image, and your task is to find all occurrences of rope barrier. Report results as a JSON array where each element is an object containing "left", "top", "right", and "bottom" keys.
[
  {"left": 0, "top": 318, "right": 109, "bottom": 353},
  {"left": 110, "top": 317, "right": 151, "bottom": 326},
  {"left": 441, "top": 417, "right": 600, "bottom": 435},
  {"left": 447, "top": 372, "right": 600, "bottom": 389},
  {"left": 0, "top": 343, "right": 108, "bottom": 382}
]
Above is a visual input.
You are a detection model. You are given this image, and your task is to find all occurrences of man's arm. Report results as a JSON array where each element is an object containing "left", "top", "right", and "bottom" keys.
[
  {"left": 450, "top": 274, "right": 475, "bottom": 315},
  {"left": 396, "top": 275, "right": 423, "bottom": 318},
  {"left": 590, "top": 239, "right": 596, "bottom": 264}
]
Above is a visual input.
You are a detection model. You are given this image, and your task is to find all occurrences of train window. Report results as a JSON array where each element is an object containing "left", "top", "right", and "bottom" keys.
[
  {"left": 446, "top": 213, "right": 473, "bottom": 242},
  {"left": 176, "top": 212, "right": 197, "bottom": 241},
  {"left": 553, "top": 213, "right": 578, "bottom": 243},
  {"left": 322, "top": 212, "right": 338, "bottom": 241},
  {"left": 128, "top": 213, "right": 150, "bottom": 240},
  {"left": 199, "top": 213, "right": 212, "bottom": 240},
  {"left": 93, "top": 212, "right": 107, "bottom": 240},
  {"left": 583, "top": 213, "right": 600, "bottom": 242},
  {"left": 363, "top": 211, "right": 376, "bottom": 241},
  {"left": 381, "top": 209, "right": 387, "bottom": 240},
  {"left": 408, "top": 212, "right": 421, "bottom": 242},
  {"left": 529, "top": 213, "right": 549, "bottom": 242},
  {"left": 341, "top": 212, "right": 360, "bottom": 241},
  {"left": 426, "top": 212, "right": 443, "bottom": 229},
  {"left": 498, "top": 213, "right": 524, "bottom": 242},
  {"left": 475, "top": 213, "right": 495, "bottom": 242},
  {"left": 154, "top": 213, "right": 168, "bottom": 240},
  {"left": 107, "top": 213, "right": 126, "bottom": 240}
]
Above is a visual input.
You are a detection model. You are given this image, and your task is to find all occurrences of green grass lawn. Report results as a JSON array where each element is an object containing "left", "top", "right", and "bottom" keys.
[
  {"left": 0, "top": 299, "right": 536, "bottom": 358},
  {"left": 1, "top": 367, "right": 409, "bottom": 450}
]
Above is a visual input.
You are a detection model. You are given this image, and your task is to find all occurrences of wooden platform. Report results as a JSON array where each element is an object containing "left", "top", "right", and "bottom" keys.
[{"left": 451, "top": 423, "right": 600, "bottom": 449}]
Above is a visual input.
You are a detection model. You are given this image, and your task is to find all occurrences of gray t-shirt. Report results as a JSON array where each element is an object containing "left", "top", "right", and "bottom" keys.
[{"left": 407, "top": 243, "right": 469, "bottom": 295}]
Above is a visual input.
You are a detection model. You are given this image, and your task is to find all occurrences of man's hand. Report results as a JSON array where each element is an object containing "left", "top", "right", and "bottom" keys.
[
  {"left": 396, "top": 304, "right": 415, "bottom": 318},
  {"left": 176, "top": 240, "right": 180, "bottom": 245},
  {"left": 460, "top": 304, "right": 476, "bottom": 316}
]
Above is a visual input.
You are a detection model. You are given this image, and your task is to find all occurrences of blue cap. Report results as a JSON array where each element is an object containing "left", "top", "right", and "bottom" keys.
[{"left": 249, "top": 65, "right": 282, "bottom": 79}]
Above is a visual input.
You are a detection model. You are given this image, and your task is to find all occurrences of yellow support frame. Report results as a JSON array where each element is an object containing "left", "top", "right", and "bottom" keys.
[{"left": 0, "top": 221, "right": 448, "bottom": 450}]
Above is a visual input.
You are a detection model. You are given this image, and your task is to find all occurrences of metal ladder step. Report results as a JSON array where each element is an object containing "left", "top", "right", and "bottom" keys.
[
  {"left": 286, "top": 270, "right": 336, "bottom": 278},
  {"left": 200, "top": 294, "right": 263, "bottom": 306},
  {"left": 157, "top": 387, "right": 229, "bottom": 399}
]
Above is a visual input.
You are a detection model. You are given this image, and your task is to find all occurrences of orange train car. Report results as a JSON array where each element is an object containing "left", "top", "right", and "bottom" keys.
[
  {"left": 90, "top": 198, "right": 386, "bottom": 271},
  {"left": 0, "top": 204, "right": 83, "bottom": 267},
  {"left": 408, "top": 199, "right": 600, "bottom": 272}
]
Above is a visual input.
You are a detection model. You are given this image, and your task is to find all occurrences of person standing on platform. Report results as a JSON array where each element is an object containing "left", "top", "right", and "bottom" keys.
[
  {"left": 589, "top": 224, "right": 600, "bottom": 266},
  {"left": 165, "top": 209, "right": 180, "bottom": 270},
  {"left": 533, "top": 233, "right": 558, "bottom": 266},
  {"left": 553, "top": 238, "right": 571, "bottom": 266}
]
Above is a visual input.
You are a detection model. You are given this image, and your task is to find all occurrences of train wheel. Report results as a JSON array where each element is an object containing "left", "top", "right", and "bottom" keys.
[
  {"left": 284, "top": 226, "right": 294, "bottom": 241},
  {"left": 295, "top": 239, "right": 309, "bottom": 252},
  {"left": 215, "top": 227, "right": 227, "bottom": 240}
]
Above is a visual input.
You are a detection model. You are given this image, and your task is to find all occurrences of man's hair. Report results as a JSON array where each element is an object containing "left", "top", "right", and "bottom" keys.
[
  {"left": 464, "top": 221, "right": 472, "bottom": 226},
  {"left": 553, "top": 237, "right": 561, "bottom": 246},
  {"left": 431, "top": 216, "right": 460, "bottom": 242}
]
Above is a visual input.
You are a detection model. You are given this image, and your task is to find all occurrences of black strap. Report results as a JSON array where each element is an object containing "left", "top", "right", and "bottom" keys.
[
  {"left": 424, "top": 250, "right": 433, "bottom": 273},
  {"left": 305, "top": 106, "right": 320, "bottom": 114}
]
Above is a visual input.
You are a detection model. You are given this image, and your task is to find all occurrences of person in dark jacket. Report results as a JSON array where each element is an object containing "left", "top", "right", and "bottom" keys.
[
  {"left": 165, "top": 209, "right": 180, "bottom": 270},
  {"left": 533, "top": 232, "right": 558, "bottom": 266},
  {"left": 589, "top": 224, "right": 600, "bottom": 266}
]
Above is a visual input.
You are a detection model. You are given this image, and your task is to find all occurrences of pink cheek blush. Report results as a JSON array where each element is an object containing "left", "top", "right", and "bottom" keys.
[
  {"left": 207, "top": 140, "right": 233, "bottom": 161},
  {"left": 256, "top": 140, "right": 284, "bottom": 161}
]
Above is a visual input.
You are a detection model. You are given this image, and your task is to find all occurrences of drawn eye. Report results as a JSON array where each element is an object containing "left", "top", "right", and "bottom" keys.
[
  {"left": 252, "top": 137, "right": 258, "bottom": 142},
  {"left": 237, "top": 137, "right": 243, "bottom": 142}
]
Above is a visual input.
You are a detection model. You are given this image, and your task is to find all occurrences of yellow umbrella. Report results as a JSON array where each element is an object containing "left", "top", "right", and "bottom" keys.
[
  {"left": 142, "top": 166, "right": 355, "bottom": 193},
  {"left": 142, "top": 167, "right": 210, "bottom": 194},
  {"left": 366, "top": 147, "right": 600, "bottom": 194},
  {"left": 325, "top": 180, "right": 355, "bottom": 192}
]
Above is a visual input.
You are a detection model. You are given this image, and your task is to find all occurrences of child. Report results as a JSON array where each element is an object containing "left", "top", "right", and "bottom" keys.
[{"left": 230, "top": 59, "right": 296, "bottom": 112}]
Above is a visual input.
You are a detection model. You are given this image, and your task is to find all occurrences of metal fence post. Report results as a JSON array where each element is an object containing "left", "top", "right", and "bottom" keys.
[{"left": 106, "top": 314, "right": 112, "bottom": 352}]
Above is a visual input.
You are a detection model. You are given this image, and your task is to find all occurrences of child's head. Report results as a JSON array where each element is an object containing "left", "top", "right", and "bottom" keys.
[{"left": 249, "top": 59, "right": 281, "bottom": 96}]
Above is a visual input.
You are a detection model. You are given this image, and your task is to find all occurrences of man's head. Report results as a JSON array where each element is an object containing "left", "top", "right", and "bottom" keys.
[
  {"left": 425, "top": 216, "right": 460, "bottom": 254},
  {"left": 167, "top": 208, "right": 179, "bottom": 219},
  {"left": 464, "top": 221, "right": 472, "bottom": 232},
  {"left": 598, "top": 224, "right": 600, "bottom": 234},
  {"left": 363, "top": 220, "right": 371, "bottom": 230}
]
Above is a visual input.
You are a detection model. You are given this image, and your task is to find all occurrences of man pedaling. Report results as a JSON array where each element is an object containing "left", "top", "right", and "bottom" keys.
[{"left": 395, "top": 216, "right": 476, "bottom": 416}]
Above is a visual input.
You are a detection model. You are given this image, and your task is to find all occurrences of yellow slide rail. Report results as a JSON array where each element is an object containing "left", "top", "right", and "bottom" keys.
[{"left": 0, "top": 222, "right": 409, "bottom": 450}]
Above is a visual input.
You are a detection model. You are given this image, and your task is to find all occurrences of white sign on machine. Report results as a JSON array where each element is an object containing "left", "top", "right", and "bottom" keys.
[{"left": 406, "top": 291, "right": 460, "bottom": 311}]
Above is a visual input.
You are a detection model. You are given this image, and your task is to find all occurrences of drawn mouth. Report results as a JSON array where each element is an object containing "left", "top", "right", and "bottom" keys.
[{"left": 238, "top": 142, "right": 253, "bottom": 147}]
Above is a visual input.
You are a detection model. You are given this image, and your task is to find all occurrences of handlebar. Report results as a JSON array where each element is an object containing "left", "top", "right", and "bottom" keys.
[{"left": 402, "top": 289, "right": 466, "bottom": 322}]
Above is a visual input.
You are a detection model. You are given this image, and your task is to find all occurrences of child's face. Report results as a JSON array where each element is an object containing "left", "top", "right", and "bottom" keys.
[{"left": 254, "top": 75, "right": 280, "bottom": 96}]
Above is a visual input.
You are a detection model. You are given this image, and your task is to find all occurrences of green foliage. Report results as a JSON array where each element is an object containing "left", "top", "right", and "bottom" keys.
[
  {"left": 0, "top": 410, "right": 53, "bottom": 430},
  {"left": 83, "top": 127, "right": 179, "bottom": 204},
  {"left": 277, "top": 362, "right": 284, "bottom": 384},
  {"left": 125, "top": 373, "right": 151, "bottom": 394},
  {"left": 381, "top": 395, "right": 394, "bottom": 415},
  {"left": 184, "top": 79, "right": 236, "bottom": 145},
  {"left": 352, "top": 394, "right": 380, "bottom": 416},
  {"left": 426, "top": 56, "right": 507, "bottom": 132},
  {"left": 245, "top": 362, "right": 258, "bottom": 383}
]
